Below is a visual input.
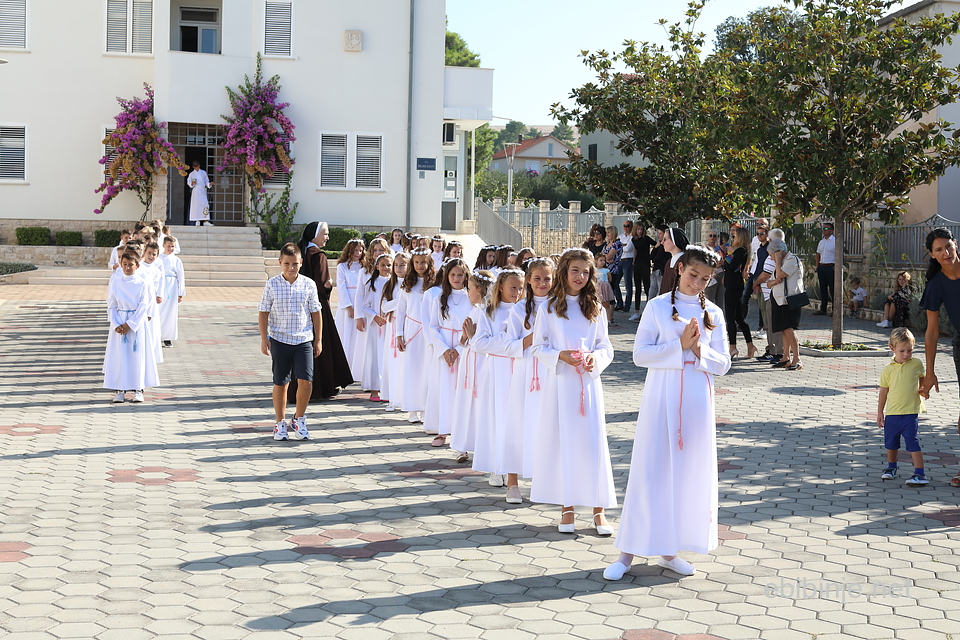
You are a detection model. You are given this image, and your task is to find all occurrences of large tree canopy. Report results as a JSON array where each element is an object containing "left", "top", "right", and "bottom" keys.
[{"left": 713, "top": 6, "right": 804, "bottom": 64}]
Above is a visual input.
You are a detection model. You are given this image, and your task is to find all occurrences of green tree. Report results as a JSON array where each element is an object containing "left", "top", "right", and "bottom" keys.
[
  {"left": 552, "top": 1, "right": 745, "bottom": 226},
  {"left": 551, "top": 122, "right": 576, "bottom": 144},
  {"left": 469, "top": 123, "right": 497, "bottom": 175},
  {"left": 713, "top": 6, "right": 804, "bottom": 64},
  {"left": 723, "top": 0, "right": 960, "bottom": 346},
  {"left": 445, "top": 29, "right": 481, "bottom": 67},
  {"left": 495, "top": 120, "right": 528, "bottom": 149}
]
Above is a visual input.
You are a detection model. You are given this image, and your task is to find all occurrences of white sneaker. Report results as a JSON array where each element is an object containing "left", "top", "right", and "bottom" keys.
[
  {"left": 877, "top": 320, "right": 891, "bottom": 328},
  {"left": 384, "top": 404, "right": 396, "bottom": 412},
  {"left": 658, "top": 556, "right": 696, "bottom": 576},
  {"left": 132, "top": 391, "right": 144, "bottom": 403},
  {"left": 407, "top": 411, "right": 420, "bottom": 423},
  {"left": 488, "top": 473, "right": 505, "bottom": 487},
  {"left": 112, "top": 392, "right": 125, "bottom": 403},
  {"left": 629, "top": 312, "right": 641, "bottom": 321},
  {"left": 273, "top": 420, "right": 288, "bottom": 441},
  {"left": 290, "top": 416, "right": 309, "bottom": 440},
  {"left": 755, "top": 330, "right": 766, "bottom": 339},
  {"left": 603, "top": 561, "right": 632, "bottom": 581}
]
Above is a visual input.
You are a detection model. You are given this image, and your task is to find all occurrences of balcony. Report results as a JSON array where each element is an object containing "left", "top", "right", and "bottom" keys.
[{"left": 443, "top": 66, "right": 494, "bottom": 131}]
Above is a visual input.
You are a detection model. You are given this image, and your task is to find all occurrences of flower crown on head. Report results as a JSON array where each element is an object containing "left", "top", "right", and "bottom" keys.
[
  {"left": 441, "top": 256, "right": 466, "bottom": 268},
  {"left": 497, "top": 268, "right": 525, "bottom": 279},
  {"left": 561, "top": 247, "right": 590, "bottom": 257},
  {"left": 482, "top": 245, "right": 498, "bottom": 251},
  {"left": 471, "top": 269, "right": 495, "bottom": 284},
  {"left": 447, "top": 240, "right": 463, "bottom": 247},
  {"left": 410, "top": 248, "right": 431, "bottom": 256},
  {"left": 375, "top": 253, "right": 392, "bottom": 265}
]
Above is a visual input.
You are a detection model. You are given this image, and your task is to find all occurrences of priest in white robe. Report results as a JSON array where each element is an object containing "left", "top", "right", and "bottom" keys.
[{"left": 187, "top": 160, "right": 213, "bottom": 226}]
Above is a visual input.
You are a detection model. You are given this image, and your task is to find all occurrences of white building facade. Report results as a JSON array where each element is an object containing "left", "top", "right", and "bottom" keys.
[{"left": 0, "top": 0, "right": 492, "bottom": 233}]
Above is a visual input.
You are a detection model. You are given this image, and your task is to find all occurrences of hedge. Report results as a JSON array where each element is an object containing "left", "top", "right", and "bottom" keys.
[
  {"left": 362, "top": 231, "right": 377, "bottom": 246},
  {"left": 95, "top": 229, "right": 122, "bottom": 248},
  {"left": 323, "top": 249, "right": 341, "bottom": 261},
  {"left": 55, "top": 231, "right": 83, "bottom": 247},
  {"left": 15, "top": 227, "right": 51, "bottom": 246},
  {"left": 327, "top": 227, "right": 361, "bottom": 253},
  {"left": 0, "top": 262, "right": 38, "bottom": 276}
]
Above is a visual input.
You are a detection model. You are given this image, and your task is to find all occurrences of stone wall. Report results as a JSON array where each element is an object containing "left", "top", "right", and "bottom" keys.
[{"left": 0, "top": 245, "right": 112, "bottom": 267}]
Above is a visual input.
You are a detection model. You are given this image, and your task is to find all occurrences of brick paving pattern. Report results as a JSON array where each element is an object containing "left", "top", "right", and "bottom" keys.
[{"left": 1, "top": 288, "right": 959, "bottom": 639}]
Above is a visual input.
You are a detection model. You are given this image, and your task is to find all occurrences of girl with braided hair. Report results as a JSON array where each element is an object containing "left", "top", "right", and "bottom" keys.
[
  {"left": 529, "top": 248, "right": 616, "bottom": 534},
  {"left": 604, "top": 244, "right": 731, "bottom": 581}
]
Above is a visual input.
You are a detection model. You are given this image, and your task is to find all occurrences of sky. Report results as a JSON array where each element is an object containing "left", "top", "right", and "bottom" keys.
[{"left": 445, "top": 0, "right": 912, "bottom": 127}]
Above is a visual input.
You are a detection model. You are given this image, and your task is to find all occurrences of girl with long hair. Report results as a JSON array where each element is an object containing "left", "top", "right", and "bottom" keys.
[
  {"left": 395, "top": 249, "right": 436, "bottom": 423},
  {"left": 722, "top": 225, "right": 758, "bottom": 359},
  {"left": 443, "top": 240, "right": 463, "bottom": 261},
  {"left": 351, "top": 238, "right": 390, "bottom": 384},
  {"left": 451, "top": 269, "right": 495, "bottom": 464},
  {"left": 879, "top": 271, "right": 915, "bottom": 329},
  {"left": 389, "top": 228, "right": 405, "bottom": 254},
  {"left": 515, "top": 247, "right": 536, "bottom": 270},
  {"left": 423, "top": 258, "right": 472, "bottom": 446},
  {"left": 475, "top": 245, "right": 498, "bottom": 270},
  {"left": 493, "top": 245, "right": 515, "bottom": 271},
  {"left": 378, "top": 253, "right": 410, "bottom": 411},
  {"left": 604, "top": 245, "right": 731, "bottom": 581},
  {"left": 472, "top": 268, "right": 526, "bottom": 500},
  {"left": 355, "top": 254, "right": 393, "bottom": 401},
  {"left": 529, "top": 248, "right": 616, "bottom": 534},
  {"left": 430, "top": 235, "right": 446, "bottom": 271},
  {"left": 334, "top": 239, "right": 366, "bottom": 378}
]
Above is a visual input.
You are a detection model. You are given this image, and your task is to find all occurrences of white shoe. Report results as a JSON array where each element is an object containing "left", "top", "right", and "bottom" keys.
[
  {"left": 505, "top": 485, "right": 522, "bottom": 504},
  {"left": 132, "top": 391, "right": 144, "bottom": 403},
  {"left": 384, "top": 404, "right": 395, "bottom": 412},
  {"left": 290, "top": 416, "right": 309, "bottom": 440},
  {"left": 629, "top": 312, "right": 641, "bottom": 321},
  {"left": 658, "top": 556, "right": 696, "bottom": 576},
  {"left": 273, "top": 420, "right": 288, "bottom": 441},
  {"left": 594, "top": 513, "right": 615, "bottom": 536},
  {"left": 407, "top": 411, "right": 420, "bottom": 423},
  {"left": 203, "top": 221, "right": 214, "bottom": 226},
  {"left": 754, "top": 330, "right": 766, "bottom": 339},
  {"left": 488, "top": 473, "right": 505, "bottom": 487},
  {"left": 877, "top": 320, "right": 890, "bottom": 328},
  {"left": 112, "top": 392, "right": 125, "bottom": 403},
  {"left": 558, "top": 507, "right": 575, "bottom": 533},
  {"left": 603, "top": 561, "right": 632, "bottom": 581}
]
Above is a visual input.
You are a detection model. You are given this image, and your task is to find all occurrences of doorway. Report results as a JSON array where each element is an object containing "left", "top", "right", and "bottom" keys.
[{"left": 166, "top": 123, "right": 244, "bottom": 226}]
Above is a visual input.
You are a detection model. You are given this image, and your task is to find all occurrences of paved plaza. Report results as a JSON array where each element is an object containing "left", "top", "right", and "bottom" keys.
[{"left": 1, "top": 284, "right": 960, "bottom": 640}]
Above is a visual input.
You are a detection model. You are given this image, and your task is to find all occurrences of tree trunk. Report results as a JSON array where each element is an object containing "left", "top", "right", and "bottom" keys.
[{"left": 832, "top": 213, "right": 844, "bottom": 348}]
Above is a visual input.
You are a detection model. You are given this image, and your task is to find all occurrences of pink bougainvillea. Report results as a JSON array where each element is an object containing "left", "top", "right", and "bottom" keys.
[
  {"left": 220, "top": 53, "right": 296, "bottom": 194},
  {"left": 95, "top": 84, "right": 188, "bottom": 215}
]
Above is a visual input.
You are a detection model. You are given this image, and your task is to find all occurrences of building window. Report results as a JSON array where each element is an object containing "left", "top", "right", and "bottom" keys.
[
  {"left": 263, "top": 0, "right": 292, "bottom": 57},
  {"left": 0, "top": 0, "right": 28, "bottom": 49},
  {"left": 587, "top": 144, "right": 597, "bottom": 163},
  {"left": 102, "top": 126, "right": 119, "bottom": 175},
  {"left": 263, "top": 138, "right": 293, "bottom": 189},
  {"left": 318, "top": 131, "right": 384, "bottom": 191},
  {"left": 609, "top": 140, "right": 615, "bottom": 155},
  {"left": 105, "top": 0, "right": 152, "bottom": 54},
  {"left": 547, "top": 142, "right": 554, "bottom": 158},
  {"left": 0, "top": 124, "right": 27, "bottom": 181},
  {"left": 178, "top": 6, "right": 218, "bottom": 54}
]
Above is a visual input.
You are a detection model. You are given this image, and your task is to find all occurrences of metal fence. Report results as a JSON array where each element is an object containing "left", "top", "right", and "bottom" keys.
[
  {"left": 489, "top": 203, "right": 606, "bottom": 256},
  {"left": 879, "top": 215, "right": 960, "bottom": 266}
]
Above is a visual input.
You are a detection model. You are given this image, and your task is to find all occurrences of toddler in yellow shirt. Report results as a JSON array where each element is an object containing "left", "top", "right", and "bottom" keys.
[{"left": 878, "top": 328, "right": 929, "bottom": 486}]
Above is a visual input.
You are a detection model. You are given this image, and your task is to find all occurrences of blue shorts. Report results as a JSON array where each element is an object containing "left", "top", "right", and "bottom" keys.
[
  {"left": 884, "top": 414, "right": 920, "bottom": 452},
  {"left": 270, "top": 338, "right": 313, "bottom": 386}
]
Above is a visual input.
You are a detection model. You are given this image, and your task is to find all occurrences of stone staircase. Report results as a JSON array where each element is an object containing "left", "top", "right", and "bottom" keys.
[{"left": 28, "top": 226, "right": 268, "bottom": 287}]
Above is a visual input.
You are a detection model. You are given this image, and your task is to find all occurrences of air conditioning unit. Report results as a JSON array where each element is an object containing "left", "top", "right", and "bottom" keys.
[{"left": 442, "top": 123, "right": 456, "bottom": 145}]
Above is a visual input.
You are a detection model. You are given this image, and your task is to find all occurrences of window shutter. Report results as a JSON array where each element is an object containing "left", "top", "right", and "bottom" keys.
[
  {"left": 355, "top": 135, "right": 382, "bottom": 189},
  {"left": 0, "top": 126, "right": 26, "bottom": 180},
  {"left": 0, "top": 0, "right": 27, "bottom": 49},
  {"left": 131, "top": 0, "right": 152, "bottom": 53},
  {"left": 105, "top": 0, "right": 128, "bottom": 52},
  {"left": 103, "top": 127, "right": 118, "bottom": 175},
  {"left": 263, "top": 138, "right": 291, "bottom": 188},
  {"left": 319, "top": 134, "right": 347, "bottom": 188},
  {"left": 264, "top": 0, "right": 292, "bottom": 57}
]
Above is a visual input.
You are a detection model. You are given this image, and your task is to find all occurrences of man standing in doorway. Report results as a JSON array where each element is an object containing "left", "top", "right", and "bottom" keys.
[{"left": 815, "top": 223, "right": 836, "bottom": 315}]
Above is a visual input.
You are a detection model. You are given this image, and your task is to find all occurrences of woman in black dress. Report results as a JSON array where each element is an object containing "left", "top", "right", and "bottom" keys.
[
  {"left": 722, "top": 226, "right": 757, "bottom": 359},
  {"left": 289, "top": 221, "right": 354, "bottom": 401},
  {"left": 631, "top": 224, "right": 655, "bottom": 315}
]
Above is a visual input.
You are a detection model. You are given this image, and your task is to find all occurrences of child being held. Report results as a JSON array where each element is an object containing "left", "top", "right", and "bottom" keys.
[
  {"left": 848, "top": 277, "right": 867, "bottom": 317},
  {"left": 595, "top": 253, "right": 616, "bottom": 325},
  {"left": 878, "top": 328, "right": 929, "bottom": 486}
]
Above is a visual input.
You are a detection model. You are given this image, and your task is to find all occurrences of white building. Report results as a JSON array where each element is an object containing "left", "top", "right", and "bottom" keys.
[{"left": 0, "top": 0, "right": 493, "bottom": 233}]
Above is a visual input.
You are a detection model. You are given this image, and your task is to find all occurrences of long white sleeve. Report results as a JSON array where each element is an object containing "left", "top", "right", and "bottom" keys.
[
  {"left": 176, "top": 258, "right": 185, "bottom": 295},
  {"left": 633, "top": 300, "right": 684, "bottom": 370},
  {"left": 471, "top": 309, "right": 522, "bottom": 357},
  {"left": 530, "top": 306, "right": 561, "bottom": 370},
  {"left": 336, "top": 263, "right": 353, "bottom": 309},
  {"left": 587, "top": 310, "right": 614, "bottom": 379},
  {"left": 696, "top": 310, "right": 732, "bottom": 377}
]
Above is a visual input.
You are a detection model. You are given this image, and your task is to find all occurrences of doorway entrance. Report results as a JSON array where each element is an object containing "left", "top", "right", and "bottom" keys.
[{"left": 166, "top": 123, "right": 244, "bottom": 226}]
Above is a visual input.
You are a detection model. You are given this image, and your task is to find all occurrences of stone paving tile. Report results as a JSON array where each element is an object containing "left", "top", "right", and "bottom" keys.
[{"left": 1, "top": 292, "right": 960, "bottom": 639}]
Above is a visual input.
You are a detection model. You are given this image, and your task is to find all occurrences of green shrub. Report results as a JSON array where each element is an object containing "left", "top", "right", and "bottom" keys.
[
  {"left": 15, "top": 227, "right": 50, "bottom": 246},
  {"left": 327, "top": 228, "right": 360, "bottom": 253},
  {"left": 0, "top": 262, "right": 37, "bottom": 276},
  {"left": 55, "top": 231, "right": 82, "bottom": 246},
  {"left": 95, "top": 229, "right": 122, "bottom": 248},
  {"left": 324, "top": 249, "right": 341, "bottom": 261},
  {"left": 362, "top": 231, "right": 377, "bottom": 246}
]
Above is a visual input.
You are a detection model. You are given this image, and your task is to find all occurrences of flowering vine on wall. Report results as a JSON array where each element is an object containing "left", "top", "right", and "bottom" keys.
[{"left": 95, "top": 84, "right": 188, "bottom": 216}]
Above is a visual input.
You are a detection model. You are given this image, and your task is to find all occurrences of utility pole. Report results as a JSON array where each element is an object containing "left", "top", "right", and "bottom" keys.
[{"left": 504, "top": 136, "right": 521, "bottom": 219}]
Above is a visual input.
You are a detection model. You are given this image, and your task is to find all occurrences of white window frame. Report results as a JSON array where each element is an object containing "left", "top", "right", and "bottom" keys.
[
  {"left": 178, "top": 5, "right": 219, "bottom": 55},
  {"left": 103, "top": 0, "right": 153, "bottom": 57},
  {"left": 316, "top": 131, "right": 385, "bottom": 192},
  {"left": 262, "top": 0, "right": 294, "bottom": 59},
  {"left": 0, "top": 122, "right": 28, "bottom": 184},
  {"left": 0, "top": 0, "right": 29, "bottom": 51}
]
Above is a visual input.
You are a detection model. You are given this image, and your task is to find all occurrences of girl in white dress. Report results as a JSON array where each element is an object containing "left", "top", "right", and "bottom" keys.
[
  {"left": 530, "top": 248, "right": 616, "bottom": 534},
  {"left": 504, "top": 258, "right": 555, "bottom": 480},
  {"left": 353, "top": 239, "right": 389, "bottom": 391},
  {"left": 379, "top": 253, "right": 409, "bottom": 411},
  {"left": 604, "top": 245, "right": 731, "bottom": 581},
  {"left": 389, "top": 228, "right": 405, "bottom": 254},
  {"left": 335, "top": 239, "right": 365, "bottom": 382},
  {"left": 474, "top": 246, "right": 498, "bottom": 271},
  {"left": 430, "top": 235, "right": 446, "bottom": 272},
  {"left": 158, "top": 237, "right": 184, "bottom": 345},
  {"left": 103, "top": 252, "right": 160, "bottom": 402},
  {"left": 357, "top": 254, "right": 393, "bottom": 401},
  {"left": 423, "top": 258, "right": 471, "bottom": 445},
  {"left": 451, "top": 270, "right": 495, "bottom": 463},
  {"left": 443, "top": 241, "right": 463, "bottom": 261},
  {"left": 396, "top": 249, "right": 436, "bottom": 423},
  {"left": 472, "top": 268, "right": 526, "bottom": 501},
  {"left": 187, "top": 161, "right": 213, "bottom": 226},
  {"left": 139, "top": 243, "right": 165, "bottom": 365}
]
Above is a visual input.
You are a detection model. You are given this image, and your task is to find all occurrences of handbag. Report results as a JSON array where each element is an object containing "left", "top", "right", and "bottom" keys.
[{"left": 785, "top": 254, "right": 808, "bottom": 309}]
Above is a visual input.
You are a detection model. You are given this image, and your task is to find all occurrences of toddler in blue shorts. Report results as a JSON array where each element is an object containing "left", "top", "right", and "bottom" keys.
[{"left": 878, "top": 328, "right": 929, "bottom": 486}]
